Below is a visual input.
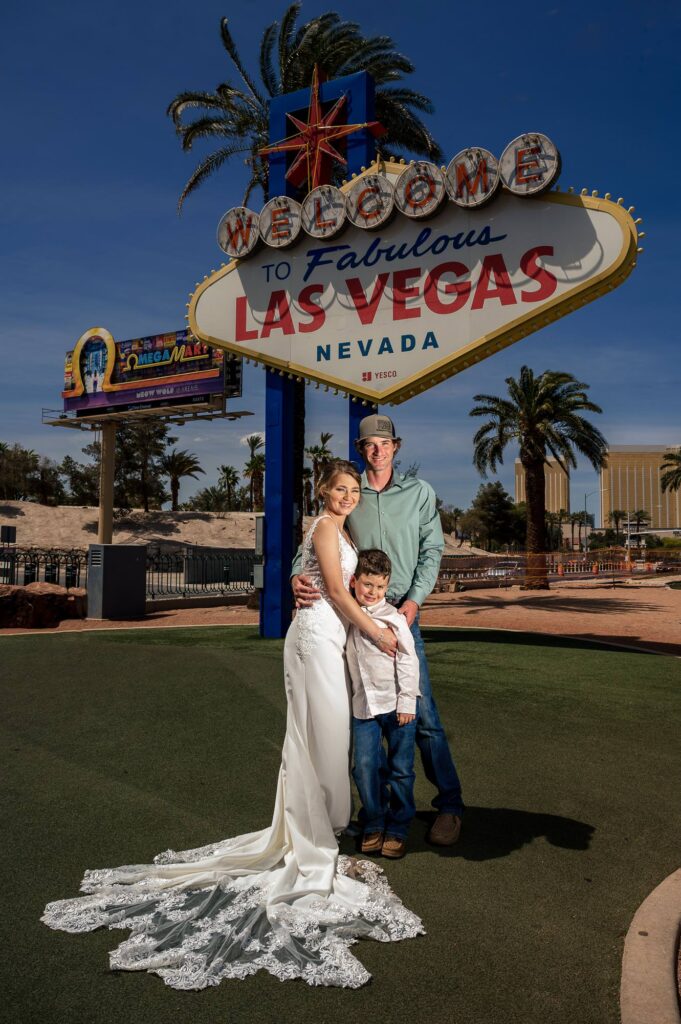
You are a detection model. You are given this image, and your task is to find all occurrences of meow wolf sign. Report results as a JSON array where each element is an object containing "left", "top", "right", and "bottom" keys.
[{"left": 189, "top": 157, "right": 639, "bottom": 406}]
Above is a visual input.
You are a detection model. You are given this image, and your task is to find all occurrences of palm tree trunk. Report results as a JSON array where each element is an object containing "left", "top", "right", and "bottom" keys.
[
  {"left": 171, "top": 479, "right": 179, "bottom": 511},
  {"left": 523, "top": 458, "right": 549, "bottom": 588},
  {"left": 142, "top": 464, "right": 149, "bottom": 513}
]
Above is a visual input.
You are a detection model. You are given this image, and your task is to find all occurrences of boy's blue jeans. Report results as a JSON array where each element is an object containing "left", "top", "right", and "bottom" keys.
[
  {"left": 353, "top": 712, "right": 417, "bottom": 840},
  {"left": 410, "top": 613, "right": 464, "bottom": 817}
]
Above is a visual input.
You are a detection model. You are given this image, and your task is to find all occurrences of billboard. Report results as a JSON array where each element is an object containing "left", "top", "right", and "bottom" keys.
[
  {"left": 63, "top": 328, "right": 241, "bottom": 417},
  {"left": 189, "top": 160, "right": 639, "bottom": 405}
]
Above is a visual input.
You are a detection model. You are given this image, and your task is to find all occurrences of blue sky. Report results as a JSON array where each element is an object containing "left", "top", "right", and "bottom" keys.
[{"left": 3, "top": 0, "right": 679, "bottom": 518}]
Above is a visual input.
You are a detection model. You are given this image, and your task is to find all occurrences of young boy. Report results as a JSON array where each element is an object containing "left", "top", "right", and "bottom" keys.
[{"left": 347, "top": 549, "right": 420, "bottom": 859}]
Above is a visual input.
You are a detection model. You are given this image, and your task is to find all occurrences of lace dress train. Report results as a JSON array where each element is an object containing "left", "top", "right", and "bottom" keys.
[{"left": 42, "top": 517, "right": 424, "bottom": 989}]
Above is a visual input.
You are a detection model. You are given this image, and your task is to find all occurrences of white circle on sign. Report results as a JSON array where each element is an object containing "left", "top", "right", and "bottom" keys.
[
  {"left": 394, "top": 161, "right": 446, "bottom": 219},
  {"left": 301, "top": 185, "right": 347, "bottom": 239},
  {"left": 499, "top": 133, "right": 561, "bottom": 196},
  {"left": 346, "top": 174, "right": 394, "bottom": 230},
  {"left": 445, "top": 148, "right": 500, "bottom": 208},
  {"left": 259, "top": 196, "right": 303, "bottom": 248},
  {"left": 217, "top": 207, "right": 261, "bottom": 258}
]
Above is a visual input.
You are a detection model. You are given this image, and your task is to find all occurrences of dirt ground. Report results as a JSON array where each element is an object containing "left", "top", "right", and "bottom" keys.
[
  {"left": 0, "top": 501, "right": 473, "bottom": 554},
  {"left": 3, "top": 580, "right": 679, "bottom": 656}
]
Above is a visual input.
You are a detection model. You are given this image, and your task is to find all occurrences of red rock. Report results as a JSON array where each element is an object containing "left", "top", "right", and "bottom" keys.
[{"left": 0, "top": 582, "right": 73, "bottom": 628}]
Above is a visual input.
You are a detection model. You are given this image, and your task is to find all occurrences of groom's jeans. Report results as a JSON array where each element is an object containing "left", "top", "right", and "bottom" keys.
[
  {"left": 409, "top": 613, "right": 464, "bottom": 817},
  {"left": 353, "top": 712, "right": 417, "bottom": 840}
]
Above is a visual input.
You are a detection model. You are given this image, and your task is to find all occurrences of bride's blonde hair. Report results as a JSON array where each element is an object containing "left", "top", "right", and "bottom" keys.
[{"left": 316, "top": 460, "right": 362, "bottom": 505}]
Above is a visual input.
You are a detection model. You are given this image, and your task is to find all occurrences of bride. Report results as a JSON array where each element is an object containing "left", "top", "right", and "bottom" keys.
[{"left": 42, "top": 459, "right": 424, "bottom": 989}]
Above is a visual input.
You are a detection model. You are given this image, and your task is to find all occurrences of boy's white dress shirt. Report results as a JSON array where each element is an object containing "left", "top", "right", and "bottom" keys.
[{"left": 346, "top": 598, "right": 420, "bottom": 719}]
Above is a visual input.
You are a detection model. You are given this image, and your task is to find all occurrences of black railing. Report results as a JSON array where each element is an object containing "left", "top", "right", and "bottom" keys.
[
  {"left": 0, "top": 546, "right": 256, "bottom": 600},
  {"left": 146, "top": 547, "right": 256, "bottom": 599},
  {"left": 0, "top": 548, "right": 87, "bottom": 589}
]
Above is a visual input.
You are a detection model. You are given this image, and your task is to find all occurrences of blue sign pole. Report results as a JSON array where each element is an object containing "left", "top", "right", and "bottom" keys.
[{"left": 262, "top": 71, "right": 379, "bottom": 638}]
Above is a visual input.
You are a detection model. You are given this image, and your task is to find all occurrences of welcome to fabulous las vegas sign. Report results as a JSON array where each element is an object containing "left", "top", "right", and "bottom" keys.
[{"left": 188, "top": 134, "right": 641, "bottom": 405}]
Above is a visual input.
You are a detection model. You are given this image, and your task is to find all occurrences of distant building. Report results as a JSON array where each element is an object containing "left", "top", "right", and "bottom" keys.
[
  {"left": 600, "top": 445, "right": 681, "bottom": 529},
  {"left": 514, "top": 457, "right": 570, "bottom": 514}
]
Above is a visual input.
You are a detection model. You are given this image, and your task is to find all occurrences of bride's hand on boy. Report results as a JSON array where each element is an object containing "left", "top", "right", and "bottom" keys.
[
  {"left": 292, "top": 574, "right": 321, "bottom": 608},
  {"left": 375, "top": 627, "right": 398, "bottom": 657}
]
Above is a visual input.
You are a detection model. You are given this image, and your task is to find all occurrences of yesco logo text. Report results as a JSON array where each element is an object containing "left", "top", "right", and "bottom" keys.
[{"left": 217, "top": 133, "right": 560, "bottom": 260}]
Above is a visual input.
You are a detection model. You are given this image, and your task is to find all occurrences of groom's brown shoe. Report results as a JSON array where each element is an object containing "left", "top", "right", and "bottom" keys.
[
  {"left": 427, "top": 813, "right": 462, "bottom": 846},
  {"left": 360, "top": 832, "right": 384, "bottom": 855}
]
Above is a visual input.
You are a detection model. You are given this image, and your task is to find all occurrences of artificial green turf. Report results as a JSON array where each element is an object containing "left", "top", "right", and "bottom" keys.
[{"left": 2, "top": 626, "right": 679, "bottom": 1024}]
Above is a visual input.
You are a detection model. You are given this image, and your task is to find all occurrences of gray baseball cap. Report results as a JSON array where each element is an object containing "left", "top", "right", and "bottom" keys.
[{"left": 356, "top": 414, "right": 401, "bottom": 442}]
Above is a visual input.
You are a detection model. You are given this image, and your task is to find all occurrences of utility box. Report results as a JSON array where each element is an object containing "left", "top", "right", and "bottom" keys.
[
  {"left": 1, "top": 526, "right": 17, "bottom": 544},
  {"left": 87, "top": 544, "right": 147, "bottom": 620},
  {"left": 253, "top": 514, "right": 265, "bottom": 589}
]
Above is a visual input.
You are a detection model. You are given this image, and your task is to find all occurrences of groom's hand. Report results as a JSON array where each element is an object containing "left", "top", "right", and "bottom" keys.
[
  {"left": 398, "top": 599, "right": 419, "bottom": 627},
  {"left": 292, "top": 573, "right": 321, "bottom": 608}
]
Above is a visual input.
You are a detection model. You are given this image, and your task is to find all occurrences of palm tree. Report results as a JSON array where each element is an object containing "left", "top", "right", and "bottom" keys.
[
  {"left": 305, "top": 431, "right": 334, "bottom": 511},
  {"left": 245, "top": 434, "right": 265, "bottom": 457},
  {"left": 161, "top": 449, "right": 205, "bottom": 511},
  {"left": 608, "top": 508, "right": 627, "bottom": 542},
  {"left": 450, "top": 507, "right": 464, "bottom": 539},
  {"left": 242, "top": 434, "right": 265, "bottom": 510},
  {"left": 302, "top": 466, "right": 313, "bottom": 515},
  {"left": 568, "top": 511, "right": 580, "bottom": 552},
  {"left": 556, "top": 507, "right": 569, "bottom": 549},
  {"left": 661, "top": 449, "right": 681, "bottom": 493},
  {"left": 245, "top": 452, "right": 266, "bottom": 511},
  {"left": 545, "top": 511, "right": 559, "bottom": 551},
  {"left": 218, "top": 464, "right": 240, "bottom": 510},
  {"left": 631, "top": 508, "right": 650, "bottom": 535},
  {"left": 187, "top": 485, "right": 229, "bottom": 513},
  {"left": 167, "top": 4, "right": 442, "bottom": 209},
  {"left": 471, "top": 367, "right": 607, "bottom": 588}
]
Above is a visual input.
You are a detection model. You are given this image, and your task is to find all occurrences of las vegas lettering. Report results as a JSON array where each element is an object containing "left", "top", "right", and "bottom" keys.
[{"left": 233, "top": 247, "right": 557, "bottom": 349}]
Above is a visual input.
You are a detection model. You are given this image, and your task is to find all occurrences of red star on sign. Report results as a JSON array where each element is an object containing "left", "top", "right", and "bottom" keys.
[{"left": 260, "top": 66, "right": 385, "bottom": 193}]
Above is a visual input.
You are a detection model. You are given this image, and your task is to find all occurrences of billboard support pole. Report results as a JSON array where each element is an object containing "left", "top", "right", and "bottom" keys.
[{"left": 98, "top": 422, "right": 116, "bottom": 544}]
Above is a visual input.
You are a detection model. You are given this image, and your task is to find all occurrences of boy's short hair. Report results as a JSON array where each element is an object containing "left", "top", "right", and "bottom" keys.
[{"left": 355, "top": 549, "right": 392, "bottom": 579}]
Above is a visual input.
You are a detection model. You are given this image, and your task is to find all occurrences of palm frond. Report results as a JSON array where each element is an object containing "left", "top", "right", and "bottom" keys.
[
  {"left": 220, "top": 17, "right": 266, "bottom": 105},
  {"left": 374, "top": 86, "right": 435, "bottom": 114},
  {"left": 177, "top": 116, "right": 239, "bottom": 152},
  {"left": 177, "top": 145, "right": 249, "bottom": 212},
  {"left": 167, "top": 90, "right": 234, "bottom": 126},
  {"left": 278, "top": 2, "right": 301, "bottom": 82},
  {"left": 259, "top": 21, "right": 280, "bottom": 96}
]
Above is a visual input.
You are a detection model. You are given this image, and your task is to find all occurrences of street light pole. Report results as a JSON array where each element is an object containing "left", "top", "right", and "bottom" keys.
[{"left": 584, "top": 490, "right": 597, "bottom": 553}]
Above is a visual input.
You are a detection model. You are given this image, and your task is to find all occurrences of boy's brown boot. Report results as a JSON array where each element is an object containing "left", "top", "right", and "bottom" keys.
[
  {"left": 381, "top": 835, "right": 407, "bottom": 859},
  {"left": 360, "top": 832, "right": 384, "bottom": 855}
]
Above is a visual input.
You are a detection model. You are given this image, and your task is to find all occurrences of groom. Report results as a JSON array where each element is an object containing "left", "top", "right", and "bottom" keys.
[{"left": 292, "top": 414, "right": 464, "bottom": 845}]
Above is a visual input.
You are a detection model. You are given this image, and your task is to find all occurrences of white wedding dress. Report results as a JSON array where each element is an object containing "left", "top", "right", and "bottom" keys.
[{"left": 42, "top": 516, "right": 424, "bottom": 989}]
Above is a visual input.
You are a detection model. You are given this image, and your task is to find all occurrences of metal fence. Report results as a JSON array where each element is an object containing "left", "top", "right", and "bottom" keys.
[
  {"left": 436, "top": 550, "right": 681, "bottom": 590},
  {"left": 0, "top": 546, "right": 256, "bottom": 600},
  {"left": 146, "top": 547, "right": 255, "bottom": 599},
  {"left": 3, "top": 544, "right": 677, "bottom": 601},
  {"left": 0, "top": 548, "right": 87, "bottom": 589}
]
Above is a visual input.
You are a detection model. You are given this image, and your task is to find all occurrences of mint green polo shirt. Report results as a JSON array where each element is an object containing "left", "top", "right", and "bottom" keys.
[{"left": 292, "top": 471, "right": 444, "bottom": 607}]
